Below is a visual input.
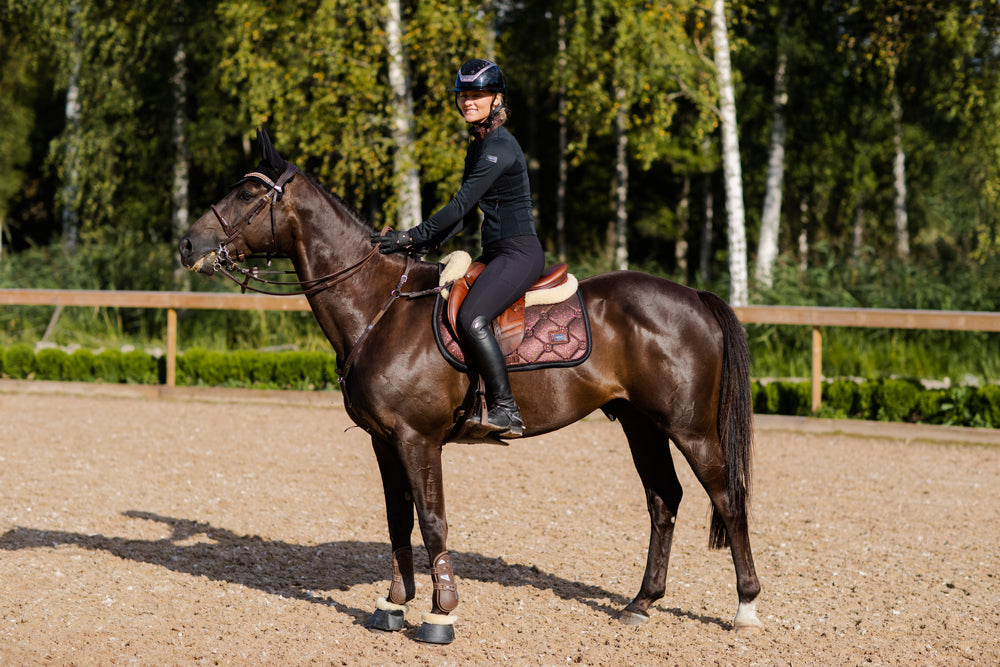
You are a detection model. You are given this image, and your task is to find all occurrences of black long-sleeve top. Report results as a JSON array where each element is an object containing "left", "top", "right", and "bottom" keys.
[{"left": 409, "top": 126, "right": 536, "bottom": 248}]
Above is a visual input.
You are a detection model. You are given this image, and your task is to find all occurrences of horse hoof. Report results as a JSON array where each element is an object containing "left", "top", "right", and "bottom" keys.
[
  {"left": 415, "top": 612, "right": 456, "bottom": 644},
  {"left": 618, "top": 609, "right": 650, "bottom": 626},
  {"left": 736, "top": 623, "right": 763, "bottom": 635},
  {"left": 368, "top": 597, "right": 407, "bottom": 632}
]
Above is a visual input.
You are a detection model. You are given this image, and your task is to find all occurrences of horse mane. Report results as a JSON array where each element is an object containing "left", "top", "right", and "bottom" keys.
[{"left": 301, "top": 170, "right": 377, "bottom": 233}]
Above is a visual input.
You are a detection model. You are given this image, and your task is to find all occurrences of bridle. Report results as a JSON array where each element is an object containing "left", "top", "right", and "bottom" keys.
[
  {"left": 209, "top": 162, "right": 386, "bottom": 298},
  {"left": 211, "top": 162, "right": 299, "bottom": 264},
  {"left": 205, "top": 161, "right": 452, "bottom": 390}
]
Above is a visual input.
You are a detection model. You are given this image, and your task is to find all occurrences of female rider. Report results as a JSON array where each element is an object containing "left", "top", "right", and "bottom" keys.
[{"left": 371, "top": 59, "right": 544, "bottom": 439}]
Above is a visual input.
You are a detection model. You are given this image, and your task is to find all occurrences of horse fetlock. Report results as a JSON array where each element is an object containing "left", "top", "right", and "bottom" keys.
[
  {"left": 430, "top": 551, "right": 459, "bottom": 614},
  {"left": 389, "top": 546, "right": 415, "bottom": 605}
]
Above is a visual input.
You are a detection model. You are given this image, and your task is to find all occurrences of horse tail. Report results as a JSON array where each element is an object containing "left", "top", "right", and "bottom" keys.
[{"left": 697, "top": 290, "right": 754, "bottom": 550}]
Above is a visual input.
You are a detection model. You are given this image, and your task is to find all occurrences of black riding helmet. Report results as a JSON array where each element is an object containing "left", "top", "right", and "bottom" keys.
[{"left": 450, "top": 59, "right": 508, "bottom": 125}]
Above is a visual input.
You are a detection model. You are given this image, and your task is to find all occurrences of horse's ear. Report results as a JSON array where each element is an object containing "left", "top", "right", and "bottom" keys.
[{"left": 255, "top": 127, "right": 287, "bottom": 181}]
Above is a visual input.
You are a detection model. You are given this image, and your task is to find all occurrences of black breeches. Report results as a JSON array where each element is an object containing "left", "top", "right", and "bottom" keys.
[{"left": 456, "top": 235, "right": 544, "bottom": 340}]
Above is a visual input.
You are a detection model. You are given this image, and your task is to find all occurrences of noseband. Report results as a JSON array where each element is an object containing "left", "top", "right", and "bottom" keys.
[{"left": 210, "top": 162, "right": 300, "bottom": 264}]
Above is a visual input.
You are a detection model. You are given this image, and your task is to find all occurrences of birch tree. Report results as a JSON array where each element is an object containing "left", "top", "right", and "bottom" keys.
[
  {"left": 754, "top": 7, "right": 788, "bottom": 289},
  {"left": 711, "top": 0, "right": 748, "bottom": 306},
  {"left": 386, "top": 0, "right": 421, "bottom": 230}
]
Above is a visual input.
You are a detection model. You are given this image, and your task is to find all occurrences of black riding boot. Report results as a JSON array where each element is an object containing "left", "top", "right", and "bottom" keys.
[{"left": 463, "top": 315, "right": 524, "bottom": 438}]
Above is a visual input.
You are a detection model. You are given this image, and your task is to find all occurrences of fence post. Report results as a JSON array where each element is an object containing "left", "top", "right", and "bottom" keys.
[
  {"left": 811, "top": 325, "right": 822, "bottom": 413},
  {"left": 167, "top": 308, "right": 177, "bottom": 387}
]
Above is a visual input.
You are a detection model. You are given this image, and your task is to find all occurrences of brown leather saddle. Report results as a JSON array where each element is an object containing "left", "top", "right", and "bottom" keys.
[{"left": 446, "top": 262, "right": 569, "bottom": 356}]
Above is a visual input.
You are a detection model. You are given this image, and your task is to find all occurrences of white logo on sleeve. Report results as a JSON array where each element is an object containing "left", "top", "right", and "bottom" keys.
[{"left": 486, "top": 155, "right": 498, "bottom": 163}]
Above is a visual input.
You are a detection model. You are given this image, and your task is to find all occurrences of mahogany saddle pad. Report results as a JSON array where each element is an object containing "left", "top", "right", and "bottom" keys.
[{"left": 433, "top": 252, "right": 591, "bottom": 372}]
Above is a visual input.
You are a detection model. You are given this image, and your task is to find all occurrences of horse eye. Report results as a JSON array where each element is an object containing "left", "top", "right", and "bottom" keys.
[{"left": 238, "top": 189, "right": 254, "bottom": 202}]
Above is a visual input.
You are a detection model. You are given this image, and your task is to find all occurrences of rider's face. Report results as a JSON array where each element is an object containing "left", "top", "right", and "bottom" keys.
[{"left": 458, "top": 91, "right": 499, "bottom": 124}]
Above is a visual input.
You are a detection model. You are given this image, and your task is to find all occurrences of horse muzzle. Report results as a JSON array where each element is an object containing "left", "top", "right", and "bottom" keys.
[{"left": 178, "top": 236, "right": 220, "bottom": 276}]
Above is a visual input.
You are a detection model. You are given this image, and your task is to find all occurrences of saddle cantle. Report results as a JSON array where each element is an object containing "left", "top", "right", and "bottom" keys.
[{"left": 433, "top": 251, "right": 591, "bottom": 372}]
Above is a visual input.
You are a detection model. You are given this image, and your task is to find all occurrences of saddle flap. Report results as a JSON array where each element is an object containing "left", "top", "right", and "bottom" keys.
[
  {"left": 495, "top": 297, "right": 525, "bottom": 357},
  {"left": 446, "top": 262, "right": 485, "bottom": 337}
]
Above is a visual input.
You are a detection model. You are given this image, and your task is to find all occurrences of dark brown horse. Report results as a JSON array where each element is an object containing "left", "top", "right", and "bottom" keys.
[{"left": 178, "top": 130, "right": 761, "bottom": 643}]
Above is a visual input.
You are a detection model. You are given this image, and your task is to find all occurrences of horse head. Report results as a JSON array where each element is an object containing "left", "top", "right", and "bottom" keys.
[{"left": 179, "top": 128, "right": 299, "bottom": 275}]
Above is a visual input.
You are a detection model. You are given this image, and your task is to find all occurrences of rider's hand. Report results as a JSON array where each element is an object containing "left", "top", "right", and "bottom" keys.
[{"left": 370, "top": 229, "right": 414, "bottom": 254}]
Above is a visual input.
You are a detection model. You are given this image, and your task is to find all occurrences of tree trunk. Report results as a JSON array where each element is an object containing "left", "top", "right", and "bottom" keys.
[
  {"left": 890, "top": 89, "right": 909, "bottom": 257},
  {"left": 754, "top": 9, "right": 789, "bottom": 290},
  {"left": 555, "top": 14, "right": 568, "bottom": 263},
  {"left": 699, "top": 169, "right": 714, "bottom": 285},
  {"left": 171, "top": 20, "right": 190, "bottom": 287},
  {"left": 852, "top": 194, "right": 864, "bottom": 261},
  {"left": 61, "top": 1, "right": 82, "bottom": 254},
  {"left": 613, "top": 87, "right": 629, "bottom": 271},
  {"left": 386, "top": 0, "right": 421, "bottom": 230},
  {"left": 676, "top": 175, "right": 690, "bottom": 278},
  {"left": 711, "top": 0, "right": 748, "bottom": 306}
]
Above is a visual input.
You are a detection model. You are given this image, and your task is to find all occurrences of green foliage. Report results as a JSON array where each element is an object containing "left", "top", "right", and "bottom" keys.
[
  {"left": 876, "top": 378, "right": 922, "bottom": 423},
  {"left": 34, "top": 347, "right": 66, "bottom": 380},
  {"left": 93, "top": 349, "right": 125, "bottom": 383},
  {"left": 3, "top": 343, "right": 35, "bottom": 378},
  {"left": 175, "top": 347, "right": 336, "bottom": 390},
  {"left": 752, "top": 376, "right": 1000, "bottom": 428}
]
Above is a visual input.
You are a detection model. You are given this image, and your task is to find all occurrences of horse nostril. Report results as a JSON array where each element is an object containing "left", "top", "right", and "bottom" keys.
[{"left": 178, "top": 237, "right": 191, "bottom": 257}]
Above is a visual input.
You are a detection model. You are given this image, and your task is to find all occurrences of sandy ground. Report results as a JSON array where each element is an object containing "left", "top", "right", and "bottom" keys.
[{"left": 0, "top": 381, "right": 998, "bottom": 666}]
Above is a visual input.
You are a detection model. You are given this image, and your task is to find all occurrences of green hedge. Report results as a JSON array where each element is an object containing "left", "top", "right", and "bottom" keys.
[
  {"left": 752, "top": 378, "right": 1000, "bottom": 429},
  {"left": 1, "top": 346, "right": 338, "bottom": 391},
  {"left": 3, "top": 345, "right": 998, "bottom": 427}
]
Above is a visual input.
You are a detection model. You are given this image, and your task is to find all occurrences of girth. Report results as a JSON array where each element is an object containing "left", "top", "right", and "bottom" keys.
[{"left": 446, "top": 262, "right": 569, "bottom": 356}]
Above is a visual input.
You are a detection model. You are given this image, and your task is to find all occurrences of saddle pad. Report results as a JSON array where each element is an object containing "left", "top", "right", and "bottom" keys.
[{"left": 432, "top": 290, "right": 592, "bottom": 373}]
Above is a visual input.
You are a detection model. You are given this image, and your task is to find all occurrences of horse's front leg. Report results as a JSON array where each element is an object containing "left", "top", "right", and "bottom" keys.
[
  {"left": 401, "top": 436, "right": 459, "bottom": 644},
  {"left": 367, "top": 436, "right": 417, "bottom": 632},
  {"left": 369, "top": 433, "right": 458, "bottom": 643}
]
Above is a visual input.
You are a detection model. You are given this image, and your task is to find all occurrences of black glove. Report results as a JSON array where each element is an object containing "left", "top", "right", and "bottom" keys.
[{"left": 370, "top": 229, "right": 414, "bottom": 254}]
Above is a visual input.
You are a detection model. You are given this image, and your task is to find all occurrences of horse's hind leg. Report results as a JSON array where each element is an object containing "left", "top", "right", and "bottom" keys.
[
  {"left": 615, "top": 405, "right": 683, "bottom": 624},
  {"left": 672, "top": 429, "right": 762, "bottom": 632},
  {"left": 367, "top": 436, "right": 417, "bottom": 632}
]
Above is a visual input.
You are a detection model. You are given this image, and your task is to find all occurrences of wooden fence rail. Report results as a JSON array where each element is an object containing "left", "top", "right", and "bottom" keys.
[{"left": 3, "top": 288, "right": 1000, "bottom": 412}]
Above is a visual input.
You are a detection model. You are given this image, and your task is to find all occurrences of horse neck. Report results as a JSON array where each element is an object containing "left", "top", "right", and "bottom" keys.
[{"left": 284, "top": 181, "right": 414, "bottom": 359}]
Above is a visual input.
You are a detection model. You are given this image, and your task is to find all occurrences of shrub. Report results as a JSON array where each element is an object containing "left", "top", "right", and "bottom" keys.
[
  {"left": 66, "top": 348, "right": 96, "bottom": 381},
  {"left": 753, "top": 381, "right": 780, "bottom": 414},
  {"left": 94, "top": 349, "right": 125, "bottom": 383},
  {"left": 122, "top": 349, "right": 157, "bottom": 384},
  {"left": 967, "top": 385, "right": 1000, "bottom": 429},
  {"left": 34, "top": 347, "right": 68, "bottom": 380},
  {"left": 824, "top": 379, "right": 858, "bottom": 418},
  {"left": 877, "top": 379, "right": 922, "bottom": 422},
  {"left": 4, "top": 344, "right": 35, "bottom": 379}
]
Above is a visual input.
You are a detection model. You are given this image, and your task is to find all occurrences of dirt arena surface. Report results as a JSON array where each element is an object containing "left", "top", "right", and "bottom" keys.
[{"left": 1, "top": 381, "right": 998, "bottom": 666}]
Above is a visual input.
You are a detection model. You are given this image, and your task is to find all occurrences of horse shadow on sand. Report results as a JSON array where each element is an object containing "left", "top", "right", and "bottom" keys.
[{"left": 0, "top": 511, "right": 724, "bottom": 629}]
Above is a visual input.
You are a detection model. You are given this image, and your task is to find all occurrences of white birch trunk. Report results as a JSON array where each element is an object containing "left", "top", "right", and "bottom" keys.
[
  {"left": 386, "top": 0, "right": 421, "bottom": 230},
  {"left": 891, "top": 90, "right": 909, "bottom": 257},
  {"left": 711, "top": 0, "right": 748, "bottom": 306},
  {"left": 754, "top": 13, "right": 789, "bottom": 289},
  {"left": 614, "top": 87, "right": 629, "bottom": 271}
]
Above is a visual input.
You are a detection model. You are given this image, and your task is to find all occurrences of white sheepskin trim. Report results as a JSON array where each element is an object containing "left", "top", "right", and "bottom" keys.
[
  {"left": 420, "top": 612, "right": 458, "bottom": 626},
  {"left": 438, "top": 251, "right": 473, "bottom": 299},
  {"left": 376, "top": 596, "right": 409, "bottom": 613},
  {"left": 525, "top": 273, "right": 578, "bottom": 307}
]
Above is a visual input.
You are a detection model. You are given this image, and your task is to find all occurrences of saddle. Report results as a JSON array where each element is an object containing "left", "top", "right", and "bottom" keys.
[{"left": 442, "top": 253, "right": 576, "bottom": 356}]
